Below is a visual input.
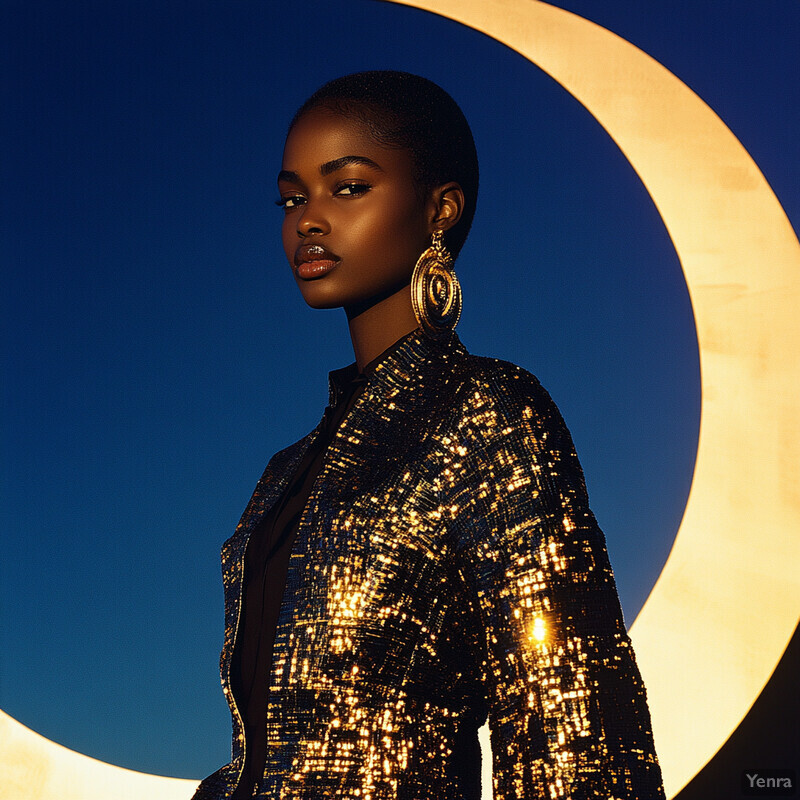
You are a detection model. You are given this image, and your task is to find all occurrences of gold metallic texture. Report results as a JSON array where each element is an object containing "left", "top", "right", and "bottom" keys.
[{"left": 193, "top": 329, "right": 665, "bottom": 799}]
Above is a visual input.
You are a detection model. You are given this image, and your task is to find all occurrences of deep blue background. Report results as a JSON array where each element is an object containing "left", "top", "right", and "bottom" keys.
[{"left": 2, "top": 0, "right": 797, "bottom": 779}]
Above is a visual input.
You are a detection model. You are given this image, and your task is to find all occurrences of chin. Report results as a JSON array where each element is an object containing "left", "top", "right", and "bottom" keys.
[
  {"left": 297, "top": 275, "right": 409, "bottom": 316},
  {"left": 296, "top": 280, "right": 350, "bottom": 310},
  {"left": 301, "top": 296, "right": 343, "bottom": 310}
]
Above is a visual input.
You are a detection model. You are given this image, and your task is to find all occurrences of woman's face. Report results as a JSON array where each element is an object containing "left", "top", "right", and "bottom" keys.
[{"left": 278, "top": 107, "right": 436, "bottom": 312}]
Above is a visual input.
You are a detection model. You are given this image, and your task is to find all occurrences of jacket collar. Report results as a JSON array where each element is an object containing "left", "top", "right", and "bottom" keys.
[
  {"left": 312, "top": 326, "right": 468, "bottom": 504},
  {"left": 326, "top": 325, "right": 466, "bottom": 409}
]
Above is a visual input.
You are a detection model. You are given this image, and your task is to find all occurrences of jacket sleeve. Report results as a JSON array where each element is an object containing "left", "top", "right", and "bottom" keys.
[{"left": 448, "top": 364, "right": 665, "bottom": 800}]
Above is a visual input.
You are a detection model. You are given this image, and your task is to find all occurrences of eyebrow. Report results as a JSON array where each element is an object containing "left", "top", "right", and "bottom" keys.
[
  {"left": 277, "top": 155, "right": 384, "bottom": 184},
  {"left": 320, "top": 155, "right": 384, "bottom": 176}
]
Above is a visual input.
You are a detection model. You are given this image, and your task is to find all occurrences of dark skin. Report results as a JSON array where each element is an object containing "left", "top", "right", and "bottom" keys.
[{"left": 278, "top": 107, "right": 465, "bottom": 371}]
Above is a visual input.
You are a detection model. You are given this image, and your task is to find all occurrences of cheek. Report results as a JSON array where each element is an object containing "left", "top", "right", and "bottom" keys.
[
  {"left": 281, "top": 216, "right": 295, "bottom": 260},
  {"left": 346, "top": 215, "right": 386, "bottom": 258},
  {"left": 359, "top": 197, "right": 427, "bottom": 262}
]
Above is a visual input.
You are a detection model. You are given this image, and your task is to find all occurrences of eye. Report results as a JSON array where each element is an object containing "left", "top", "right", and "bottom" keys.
[
  {"left": 275, "top": 194, "right": 306, "bottom": 210},
  {"left": 335, "top": 182, "right": 371, "bottom": 197}
]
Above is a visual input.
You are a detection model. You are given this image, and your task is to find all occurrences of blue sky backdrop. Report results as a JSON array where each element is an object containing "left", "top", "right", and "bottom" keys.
[{"left": 2, "top": 0, "right": 798, "bottom": 780}]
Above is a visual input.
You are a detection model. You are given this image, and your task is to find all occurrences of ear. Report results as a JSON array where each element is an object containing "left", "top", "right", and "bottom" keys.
[{"left": 429, "top": 182, "right": 465, "bottom": 233}]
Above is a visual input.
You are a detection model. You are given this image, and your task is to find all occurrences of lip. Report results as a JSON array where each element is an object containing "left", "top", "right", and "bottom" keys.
[{"left": 294, "top": 243, "right": 341, "bottom": 280}]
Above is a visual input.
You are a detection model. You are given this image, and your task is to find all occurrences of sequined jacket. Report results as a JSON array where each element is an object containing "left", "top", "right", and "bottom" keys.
[{"left": 193, "top": 328, "right": 665, "bottom": 800}]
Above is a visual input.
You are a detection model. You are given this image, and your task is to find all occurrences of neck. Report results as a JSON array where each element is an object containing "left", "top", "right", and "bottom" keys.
[{"left": 346, "top": 283, "right": 420, "bottom": 372}]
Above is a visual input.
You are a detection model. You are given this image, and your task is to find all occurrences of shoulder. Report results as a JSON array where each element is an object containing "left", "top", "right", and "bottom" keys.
[
  {"left": 445, "top": 350, "right": 591, "bottom": 509},
  {"left": 451, "top": 351, "right": 570, "bottom": 442},
  {"left": 266, "top": 428, "right": 318, "bottom": 472},
  {"left": 462, "top": 353, "right": 549, "bottom": 400},
  {"left": 232, "top": 428, "right": 317, "bottom": 531},
  {"left": 254, "top": 425, "right": 317, "bottom": 489}
]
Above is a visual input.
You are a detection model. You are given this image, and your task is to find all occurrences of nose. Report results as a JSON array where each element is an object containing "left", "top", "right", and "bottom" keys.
[{"left": 296, "top": 199, "right": 331, "bottom": 238}]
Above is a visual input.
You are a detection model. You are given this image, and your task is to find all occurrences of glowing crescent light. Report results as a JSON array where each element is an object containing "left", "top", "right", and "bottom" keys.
[
  {"left": 0, "top": 709, "right": 196, "bottom": 799},
  {"left": 2, "top": 3, "right": 798, "bottom": 799}
]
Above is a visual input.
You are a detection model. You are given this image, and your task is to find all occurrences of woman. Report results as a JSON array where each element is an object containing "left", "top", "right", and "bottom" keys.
[{"left": 193, "top": 71, "right": 666, "bottom": 800}]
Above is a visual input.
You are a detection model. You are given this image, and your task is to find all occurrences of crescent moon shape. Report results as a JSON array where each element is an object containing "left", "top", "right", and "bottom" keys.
[
  {"left": 2, "top": 3, "right": 798, "bottom": 799},
  {"left": 0, "top": 708, "right": 197, "bottom": 799}
]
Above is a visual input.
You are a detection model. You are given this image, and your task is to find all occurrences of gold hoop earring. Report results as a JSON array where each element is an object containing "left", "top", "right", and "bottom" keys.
[{"left": 410, "top": 230, "right": 462, "bottom": 339}]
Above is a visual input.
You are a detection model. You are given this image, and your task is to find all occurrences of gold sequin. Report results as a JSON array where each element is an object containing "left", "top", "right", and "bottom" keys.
[{"left": 192, "top": 328, "right": 665, "bottom": 799}]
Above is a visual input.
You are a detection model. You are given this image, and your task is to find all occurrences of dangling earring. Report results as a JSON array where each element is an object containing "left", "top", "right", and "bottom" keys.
[{"left": 411, "top": 230, "right": 462, "bottom": 339}]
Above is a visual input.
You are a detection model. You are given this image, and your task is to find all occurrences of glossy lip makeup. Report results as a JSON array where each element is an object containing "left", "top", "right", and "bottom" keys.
[{"left": 294, "top": 243, "right": 341, "bottom": 280}]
